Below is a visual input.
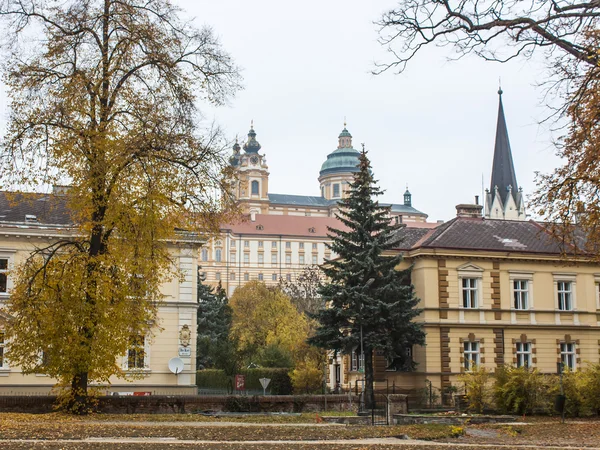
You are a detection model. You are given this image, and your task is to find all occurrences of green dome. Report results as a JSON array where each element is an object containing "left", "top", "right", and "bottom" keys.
[{"left": 319, "top": 147, "right": 360, "bottom": 177}]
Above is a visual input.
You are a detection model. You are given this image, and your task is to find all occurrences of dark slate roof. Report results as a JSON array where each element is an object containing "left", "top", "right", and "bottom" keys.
[
  {"left": 387, "top": 203, "right": 426, "bottom": 216},
  {"left": 0, "top": 191, "right": 72, "bottom": 225},
  {"left": 393, "top": 217, "right": 565, "bottom": 254},
  {"left": 490, "top": 90, "right": 519, "bottom": 206},
  {"left": 268, "top": 193, "right": 333, "bottom": 207},
  {"left": 392, "top": 226, "right": 432, "bottom": 250},
  {"left": 268, "top": 193, "right": 427, "bottom": 216}
]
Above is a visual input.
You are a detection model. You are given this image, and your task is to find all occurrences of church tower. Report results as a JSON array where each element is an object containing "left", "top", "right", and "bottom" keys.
[
  {"left": 485, "top": 89, "right": 526, "bottom": 221},
  {"left": 231, "top": 122, "right": 270, "bottom": 214}
]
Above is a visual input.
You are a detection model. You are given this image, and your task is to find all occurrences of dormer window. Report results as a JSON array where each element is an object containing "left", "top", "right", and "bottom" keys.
[
  {"left": 256, "top": 225, "right": 264, "bottom": 230},
  {"left": 308, "top": 227, "right": 316, "bottom": 233}
]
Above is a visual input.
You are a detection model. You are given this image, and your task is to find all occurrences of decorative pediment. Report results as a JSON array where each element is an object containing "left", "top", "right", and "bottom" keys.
[{"left": 457, "top": 263, "right": 484, "bottom": 273}]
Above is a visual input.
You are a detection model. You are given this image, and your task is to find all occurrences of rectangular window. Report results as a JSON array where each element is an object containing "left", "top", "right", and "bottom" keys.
[
  {"left": 215, "top": 272, "right": 221, "bottom": 281},
  {"left": 299, "top": 255, "right": 305, "bottom": 265},
  {"left": 230, "top": 272, "right": 236, "bottom": 281},
  {"left": 558, "top": 281, "right": 573, "bottom": 310},
  {"left": 513, "top": 280, "right": 529, "bottom": 310},
  {"left": 286, "top": 273, "right": 291, "bottom": 281},
  {"left": 463, "top": 341, "right": 479, "bottom": 371},
  {"left": 215, "top": 249, "right": 222, "bottom": 263},
  {"left": 285, "top": 242, "right": 291, "bottom": 249},
  {"left": 127, "top": 336, "right": 145, "bottom": 370},
  {"left": 258, "top": 273, "right": 263, "bottom": 281},
  {"left": 0, "top": 331, "right": 5, "bottom": 368},
  {"left": 0, "top": 258, "right": 8, "bottom": 293},
  {"left": 350, "top": 347, "right": 364, "bottom": 372},
  {"left": 299, "top": 242, "right": 304, "bottom": 250},
  {"left": 272, "top": 273, "right": 278, "bottom": 281},
  {"left": 312, "top": 243, "right": 317, "bottom": 250},
  {"left": 258, "top": 241, "right": 264, "bottom": 248},
  {"left": 271, "top": 241, "right": 277, "bottom": 249},
  {"left": 231, "top": 240, "right": 236, "bottom": 248},
  {"left": 229, "top": 252, "right": 236, "bottom": 263},
  {"left": 516, "top": 342, "right": 531, "bottom": 368},
  {"left": 560, "top": 342, "right": 576, "bottom": 370},
  {"left": 258, "top": 254, "right": 264, "bottom": 264},
  {"left": 271, "top": 253, "right": 277, "bottom": 264},
  {"left": 462, "top": 278, "right": 478, "bottom": 308},
  {"left": 201, "top": 248, "right": 208, "bottom": 262},
  {"left": 243, "top": 253, "right": 250, "bottom": 265},
  {"left": 244, "top": 240, "right": 249, "bottom": 248},
  {"left": 244, "top": 273, "right": 249, "bottom": 281},
  {"left": 312, "top": 255, "right": 318, "bottom": 265},
  {"left": 333, "top": 184, "right": 340, "bottom": 198},
  {"left": 285, "top": 254, "right": 291, "bottom": 265}
]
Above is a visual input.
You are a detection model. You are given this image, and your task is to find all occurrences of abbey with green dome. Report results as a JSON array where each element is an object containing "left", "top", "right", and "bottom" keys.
[{"left": 230, "top": 122, "right": 428, "bottom": 222}]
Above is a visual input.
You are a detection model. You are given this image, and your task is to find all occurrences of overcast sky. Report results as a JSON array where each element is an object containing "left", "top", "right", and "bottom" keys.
[{"left": 0, "top": 0, "right": 563, "bottom": 222}]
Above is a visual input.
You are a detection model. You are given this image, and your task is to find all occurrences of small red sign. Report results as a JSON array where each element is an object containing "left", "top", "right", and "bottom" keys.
[
  {"left": 133, "top": 392, "right": 152, "bottom": 396},
  {"left": 235, "top": 374, "right": 245, "bottom": 391}
]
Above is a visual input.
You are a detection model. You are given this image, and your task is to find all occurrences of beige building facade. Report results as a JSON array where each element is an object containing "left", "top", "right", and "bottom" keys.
[
  {"left": 0, "top": 192, "right": 200, "bottom": 395},
  {"left": 202, "top": 123, "right": 429, "bottom": 294}
]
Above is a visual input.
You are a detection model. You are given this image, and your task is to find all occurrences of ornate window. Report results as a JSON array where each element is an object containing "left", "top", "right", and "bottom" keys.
[
  {"left": 0, "top": 259, "right": 8, "bottom": 293},
  {"left": 462, "top": 278, "right": 478, "bottom": 308},
  {"left": 126, "top": 335, "right": 147, "bottom": 370},
  {"left": 251, "top": 180, "right": 259, "bottom": 195},
  {"left": 560, "top": 342, "right": 576, "bottom": 370},
  {"left": 201, "top": 248, "right": 208, "bottom": 262},
  {"left": 215, "top": 249, "right": 222, "bottom": 263},
  {"left": 333, "top": 184, "right": 340, "bottom": 198}
]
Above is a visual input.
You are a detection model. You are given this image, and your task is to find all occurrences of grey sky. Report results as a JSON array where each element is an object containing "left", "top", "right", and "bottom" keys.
[{"left": 0, "top": 0, "right": 562, "bottom": 222}]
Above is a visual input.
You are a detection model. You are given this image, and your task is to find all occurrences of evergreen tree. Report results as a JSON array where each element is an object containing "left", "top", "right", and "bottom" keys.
[
  {"left": 197, "top": 280, "right": 232, "bottom": 370},
  {"left": 309, "top": 149, "right": 425, "bottom": 408}
]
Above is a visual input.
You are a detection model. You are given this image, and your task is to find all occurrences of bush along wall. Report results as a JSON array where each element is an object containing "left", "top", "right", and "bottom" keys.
[{"left": 197, "top": 368, "right": 293, "bottom": 395}]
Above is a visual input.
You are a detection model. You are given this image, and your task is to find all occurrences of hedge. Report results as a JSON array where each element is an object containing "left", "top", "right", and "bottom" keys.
[{"left": 197, "top": 368, "right": 293, "bottom": 395}]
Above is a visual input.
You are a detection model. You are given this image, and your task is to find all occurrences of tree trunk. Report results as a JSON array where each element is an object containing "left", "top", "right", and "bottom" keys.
[
  {"left": 70, "top": 372, "right": 89, "bottom": 414},
  {"left": 365, "top": 345, "right": 375, "bottom": 409}
]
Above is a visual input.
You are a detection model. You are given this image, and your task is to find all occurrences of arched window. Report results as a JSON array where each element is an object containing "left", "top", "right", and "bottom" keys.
[
  {"left": 201, "top": 248, "right": 208, "bottom": 261},
  {"left": 215, "top": 249, "right": 222, "bottom": 262},
  {"left": 251, "top": 180, "right": 259, "bottom": 195}
]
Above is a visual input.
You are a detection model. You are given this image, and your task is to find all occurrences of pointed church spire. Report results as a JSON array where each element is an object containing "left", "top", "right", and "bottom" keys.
[{"left": 489, "top": 88, "right": 519, "bottom": 207}]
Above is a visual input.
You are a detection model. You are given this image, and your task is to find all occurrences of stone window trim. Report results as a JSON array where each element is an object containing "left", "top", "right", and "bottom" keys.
[
  {"left": 122, "top": 334, "right": 151, "bottom": 372},
  {"left": 0, "top": 329, "right": 8, "bottom": 371},
  {"left": 557, "top": 336, "right": 580, "bottom": 370},
  {"left": 553, "top": 273, "right": 577, "bottom": 312},
  {"left": 0, "top": 250, "right": 16, "bottom": 296},
  {"left": 459, "top": 333, "right": 485, "bottom": 372},
  {"left": 594, "top": 274, "right": 600, "bottom": 310},
  {"left": 509, "top": 272, "right": 534, "bottom": 311},
  {"left": 457, "top": 264, "right": 484, "bottom": 310},
  {"left": 511, "top": 334, "right": 537, "bottom": 367}
]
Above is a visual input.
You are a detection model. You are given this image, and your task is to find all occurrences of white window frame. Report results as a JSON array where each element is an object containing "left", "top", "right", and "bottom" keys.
[
  {"left": 554, "top": 274, "right": 577, "bottom": 312},
  {"left": 509, "top": 272, "right": 534, "bottom": 311},
  {"left": 299, "top": 242, "right": 304, "bottom": 250},
  {"left": 333, "top": 183, "right": 340, "bottom": 198},
  {"left": 560, "top": 342, "right": 576, "bottom": 370},
  {"left": 258, "top": 273, "right": 263, "bottom": 281},
  {"left": 515, "top": 342, "right": 532, "bottom": 368},
  {"left": 230, "top": 272, "right": 236, "bottom": 281},
  {"left": 215, "top": 272, "right": 221, "bottom": 281},
  {"left": 271, "top": 241, "right": 277, "bottom": 249},
  {"left": 201, "top": 248, "right": 208, "bottom": 262},
  {"left": 243, "top": 253, "right": 250, "bottom": 265},
  {"left": 285, "top": 242, "right": 291, "bottom": 249},
  {"left": 258, "top": 241, "right": 264, "bottom": 248},
  {"left": 513, "top": 280, "right": 529, "bottom": 310},
  {"left": 312, "top": 255, "right": 318, "bottom": 265},
  {"left": 463, "top": 341, "right": 480, "bottom": 371},
  {"left": 0, "top": 251, "right": 16, "bottom": 296},
  {"left": 557, "top": 281, "right": 573, "bottom": 311},
  {"left": 299, "top": 255, "right": 305, "bottom": 265},
  {"left": 271, "top": 253, "right": 277, "bottom": 264},
  {"left": 244, "top": 273, "right": 249, "bottom": 281},
  {"left": 285, "top": 254, "right": 291, "bottom": 265},
  {"left": 286, "top": 273, "right": 291, "bottom": 282},
  {"left": 457, "top": 264, "right": 484, "bottom": 310},
  {"left": 462, "top": 278, "right": 478, "bottom": 308},
  {"left": 350, "top": 347, "right": 364, "bottom": 372},
  {"left": 272, "top": 273, "right": 278, "bottom": 281},
  {"left": 215, "top": 249, "right": 222, "bottom": 263},
  {"left": 258, "top": 253, "right": 264, "bottom": 264},
  {"left": 251, "top": 180, "right": 259, "bottom": 195}
]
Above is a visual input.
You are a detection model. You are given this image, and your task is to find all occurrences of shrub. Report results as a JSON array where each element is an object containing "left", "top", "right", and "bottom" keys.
[
  {"left": 581, "top": 362, "right": 600, "bottom": 415},
  {"left": 458, "top": 365, "right": 491, "bottom": 414},
  {"left": 450, "top": 426, "right": 465, "bottom": 437},
  {"left": 494, "top": 365, "right": 546, "bottom": 415},
  {"left": 196, "top": 367, "right": 293, "bottom": 395},
  {"left": 290, "top": 360, "right": 323, "bottom": 394},
  {"left": 547, "top": 368, "right": 587, "bottom": 417}
]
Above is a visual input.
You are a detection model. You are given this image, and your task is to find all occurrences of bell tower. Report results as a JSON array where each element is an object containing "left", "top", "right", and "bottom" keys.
[{"left": 231, "top": 121, "right": 270, "bottom": 214}]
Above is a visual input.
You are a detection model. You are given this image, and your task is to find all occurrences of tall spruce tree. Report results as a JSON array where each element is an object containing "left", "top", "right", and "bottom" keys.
[
  {"left": 197, "top": 280, "right": 232, "bottom": 370},
  {"left": 309, "top": 149, "right": 425, "bottom": 408}
]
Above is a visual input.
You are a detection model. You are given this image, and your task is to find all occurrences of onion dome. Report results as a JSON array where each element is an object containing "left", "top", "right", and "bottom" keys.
[
  {"left": 229, "top": 139, "right": 241, "bottom": 167},
  {"left": 319, "top": 124, "right": 360, "bottom": 177},
  {"left": 243, "top": 120, "right": 261, "bottom": 154}
]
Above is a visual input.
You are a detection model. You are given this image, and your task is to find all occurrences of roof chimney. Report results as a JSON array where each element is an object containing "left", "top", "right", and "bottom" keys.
[{"left": 456, "top": 203, "right": 483, "bottom": 218}]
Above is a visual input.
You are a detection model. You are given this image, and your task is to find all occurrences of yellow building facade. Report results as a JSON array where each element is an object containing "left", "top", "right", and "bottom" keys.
[{"left": 0, "top": 191, "right": 200, "bottom": 395}]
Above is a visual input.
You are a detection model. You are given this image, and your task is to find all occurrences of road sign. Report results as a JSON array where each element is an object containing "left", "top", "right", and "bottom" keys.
[
  {"left": 259, "top": 377, "right": 271, "bottom": 395},
  {"left": 235, "top": 374, "right": 245, "bottom": 391}
]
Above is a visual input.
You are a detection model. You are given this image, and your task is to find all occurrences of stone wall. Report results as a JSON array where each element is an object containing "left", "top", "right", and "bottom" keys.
[{"left": 0, "top": 394, "right": 359, "bottom": 414}]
